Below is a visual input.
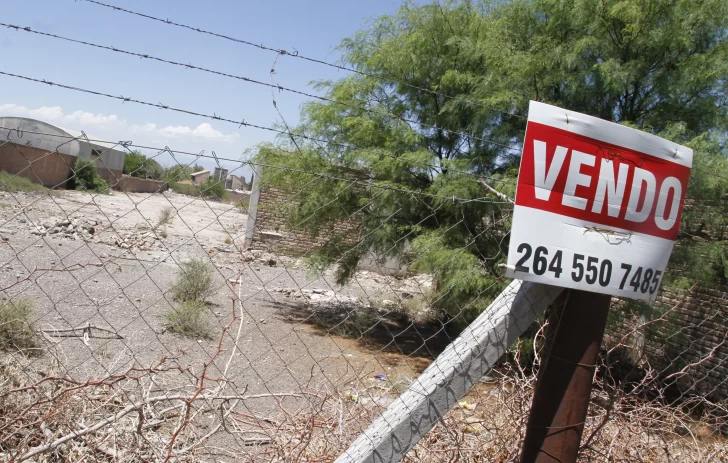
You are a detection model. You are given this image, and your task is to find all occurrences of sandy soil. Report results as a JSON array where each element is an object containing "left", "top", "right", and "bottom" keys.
[{"left": 0, "top": 189, "right": 435, "bottom": 412}]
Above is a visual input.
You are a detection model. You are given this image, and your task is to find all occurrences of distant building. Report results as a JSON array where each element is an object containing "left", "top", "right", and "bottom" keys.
[
  {"left": 0, "top": 116, "right": 127, "bottom": 188},
  {"left": 191, "top": 170, "right": 210, "bottom": 185},
  {"left": 226, "top": 174, "right": 245, "bottom": 190},
  {"left": 213, "top": 167, "right": 228, "bottom": 182}
]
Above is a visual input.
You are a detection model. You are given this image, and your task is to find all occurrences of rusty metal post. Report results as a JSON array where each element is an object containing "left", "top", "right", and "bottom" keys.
[{"left": 520, "top": 289, "right": 611, "bottom": 463}]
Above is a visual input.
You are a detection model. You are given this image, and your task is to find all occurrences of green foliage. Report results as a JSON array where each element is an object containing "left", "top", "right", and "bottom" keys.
[
  {"left": 0, "top": 171, "right": 46, "bottom": 192},
  {"left": 662, "top": 127, "right": 728, "bottom": 286},
  {"left": 253, "top": 0, "right": 728, "bottom": 327},
  {"left": 0, "top": 299, "right": 36, "bottom": 350},
  {"left": 165, "top": 165, "right": 192, "bottom": 182},
  {"left": 169, "top": 179, "right": 227, "bottom": 200},
  {"left": 169, "top": 182, "right": 201, "bottom": 197},
  {"left": 200, "top": 178, "right": 227, "bottom": 200},
  {"left": 171, "top": 259, "right": 214, "bottom": 303},
  {"left": 166, "top": 259, "right": 214, "bottom": 338},
  {"left": 73, "top": 158, "right": 110, "bottom": 194},
  {"left": 123, "top": 151, "right": 164, "bottom": 180},
  {"left": 164, "top": 299, "right": 211, "bottom": 339}
]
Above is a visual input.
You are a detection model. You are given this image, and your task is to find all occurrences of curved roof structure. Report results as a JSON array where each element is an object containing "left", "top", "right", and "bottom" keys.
[
  {"left": 0, "top": 116, "right": 83, "bottom": 157},
  {"left": 0, "top": 116, "right": 127, "bottom": 171}
]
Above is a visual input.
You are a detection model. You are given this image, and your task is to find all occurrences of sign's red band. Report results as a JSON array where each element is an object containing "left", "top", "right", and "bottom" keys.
[{"left": 516, "top": 122, "right": 690, "bottom": 241}]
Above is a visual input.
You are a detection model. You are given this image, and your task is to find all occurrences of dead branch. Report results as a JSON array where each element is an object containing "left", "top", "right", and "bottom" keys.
[{"left": 477, "top": 178, "right": 514, "bottom": 203}]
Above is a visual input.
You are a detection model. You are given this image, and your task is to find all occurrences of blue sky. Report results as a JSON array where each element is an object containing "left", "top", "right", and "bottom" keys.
[{"left": 0, "top": 0, "right": 416, "bottom": 179}]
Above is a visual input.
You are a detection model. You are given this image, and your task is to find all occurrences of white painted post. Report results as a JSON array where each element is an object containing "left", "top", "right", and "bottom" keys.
[
  {"left": 335, "top": 280, "right": 563, "bottom": 463},
  {"left": 244, "top": 167, "right": 262, "bottom": 249}
]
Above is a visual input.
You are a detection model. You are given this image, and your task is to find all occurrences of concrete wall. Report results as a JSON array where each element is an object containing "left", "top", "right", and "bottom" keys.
[
  {"left": 191, "top": 171, "right": 210, "bottom": 185},
  {"left": 247, "top": 185, "right": 362, "bottom": 253},
  {"left": 0, "top": 141, "right": 76, "bottom": 188},
  {"left": 226, "top": 189, "right": 250, "bottom": 207},
  {"left": 116, "top": 175, "right": 168, "bottom": 193},
  {"left": 85, "top": 142, "right": 126, "bottom": 172},
  {"left": 95, "top": 165, "right": 124, "bottom": 187},
  {"left": 213, "top": 167, "right": 228, "bottom": 181},
  {"left": 226, "top": 175, "right": 245, "bottom": 190}
]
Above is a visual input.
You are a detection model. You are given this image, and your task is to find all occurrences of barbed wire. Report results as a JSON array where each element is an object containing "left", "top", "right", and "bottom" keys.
[
  {"left": 0, "top": 70, "right": 520, "bottom": 184},
  {"left": 79, "top": 0, "right": 527, "bottom": 120},
  {"left": 0, "top": 129, "right": 724, "bottom": 461},
  {"left": 1, "top": 3, "right": 726, "bottom": 458},
  {"left": 0, "top": 125, "right": 513, "bottom": 205},
  {"left": 0, "top": 22, "right": 520, "bottom": 154}
]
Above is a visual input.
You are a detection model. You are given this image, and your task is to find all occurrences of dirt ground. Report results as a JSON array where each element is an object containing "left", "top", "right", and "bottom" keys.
[
  {"left": 0, "top": 189, "right": 436, "bottom": 411},
  {"left": 2, "top": 190, "right": 726, "bottom": 462}
]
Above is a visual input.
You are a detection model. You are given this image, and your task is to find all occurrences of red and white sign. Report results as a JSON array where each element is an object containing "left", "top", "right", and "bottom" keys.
[{"left": 506, "top": 101, "right": 693, "bottom": 300}]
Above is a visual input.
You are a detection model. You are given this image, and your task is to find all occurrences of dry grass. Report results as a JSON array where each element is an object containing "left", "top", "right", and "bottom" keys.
[
  {"left": 163, "top": 299, "right": 211, "bottom": 339},
  {"left": 156, "top": 206, "right": 175, "bottom": 228},
  {"left": 0, "top": 299, "right": 36, "bottom": 351},
  {"left": 0, "top": 171, "right": 46, "bottom": 193},
  {"left": 170, "top": 258, "right": 214, "bottom": 303},
  {"left": 1, "top": 349, "right": 725, "bottom": 462}
]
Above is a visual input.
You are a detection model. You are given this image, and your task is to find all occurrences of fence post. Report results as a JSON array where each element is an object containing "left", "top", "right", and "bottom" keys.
[
  {"left": 520, "top": 289, "right": 611, "bottom": 463},
  {"left": 244, "top": 166, "right": 262, "bottom": 248},
  {"left": 335, "top": 280, "right": 564, "bottom": 463}
]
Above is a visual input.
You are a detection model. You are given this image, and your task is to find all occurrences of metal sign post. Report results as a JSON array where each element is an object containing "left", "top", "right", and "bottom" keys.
[
  {"left": 508, "top": 102, "right": 694, "bottom": 463},
  {"left": 520, "top": 290, "right": 610, "bottom": 462}
]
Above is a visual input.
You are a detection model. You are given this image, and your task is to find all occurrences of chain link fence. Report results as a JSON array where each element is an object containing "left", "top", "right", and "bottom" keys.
[
  {"left": 0, "top": 2, "right": 726, "bottom": 459},
  {"left": 0, "top": 127, "right": 724, "bottom": 462}
]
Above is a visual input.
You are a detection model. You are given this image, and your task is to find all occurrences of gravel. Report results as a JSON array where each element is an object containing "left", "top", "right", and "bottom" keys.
[{"left": 0, "top": 190, "right": 433, "bottom": 412}]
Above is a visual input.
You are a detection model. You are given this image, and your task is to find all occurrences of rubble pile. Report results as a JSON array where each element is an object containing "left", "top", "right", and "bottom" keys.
[
  {"left": 242, "top": 249, "right": 278, "bottom": 267},
  {"left": 112, "top": 230, "right": 165, "bottom": 250},
  {"left": 270, "top": 287, "right": 359, "bottom": 305},
  {"left": 356, "top": 270, "right": 433, "bottom": 295},
  {"left": 30, "top": 217, "right": 101, "bottom": 241}
]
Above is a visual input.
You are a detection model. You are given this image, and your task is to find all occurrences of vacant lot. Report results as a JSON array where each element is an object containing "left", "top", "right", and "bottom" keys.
[
  {"left": 2, "top": 190, "right": 723, "bottom": 462},
  {"left": 0, "top": 188, "right": 437, "bottom": 380}
]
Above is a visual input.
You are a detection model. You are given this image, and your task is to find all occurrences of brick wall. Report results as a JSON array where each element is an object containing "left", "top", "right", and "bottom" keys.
[
  {"left": 605, "top": 285, "right": 728, "bottom": 401},
  {"left": 0, "top": 142, "right": 76, "bottom": 188},
  {"left": 95, "top": 165, "right": 124, "bottom": 187},
  {"left": 249, "top": 186, "right": 362, "bottom": 253},
  {"left": 116, "top": 175, "right": 169, "bottom": 193}
]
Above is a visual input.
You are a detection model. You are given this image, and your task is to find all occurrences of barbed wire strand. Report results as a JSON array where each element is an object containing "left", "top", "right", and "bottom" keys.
[
  {"left": 79, "top": 0, "right": 526, "bottom": 120},
  {"left": 1, "top": 22, "right": 520, "bottom": 153},
  {"left": 0, "top": 70, "right": 521, "bottom": 184},
  {"left": 0, "top": 125, "right": 513, "bottom": 205}
]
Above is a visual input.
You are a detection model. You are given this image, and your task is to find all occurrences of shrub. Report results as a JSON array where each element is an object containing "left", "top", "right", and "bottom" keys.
[
  {"left": 170, "top": 180, "right": 227, "bottom": 200},
  {"left": 73, "top": 158, "right": 109, "bottom": 194},
  {"left": 164, "top": 299, "right": 211, "bottom": 338},
  {"left": 0, "top": 299, "right": 36, "bottom": 350},
  {"left": 200, "top": 179, "right": 227, "bottom": 200},
  {"left": 169, "top": 182, "right": 200, "bottom": 197},
  {"left": 164, "top": 165, "right": 191, "bottom": 182},
  {"left": 157, "top": 207, "right": 175, "bottom": 228},
  {"left": 124, "top": 151, "right": 164, "bottom": 180},
  {"left": 171, "top": 258, "right": 214, "bottom": 302}
]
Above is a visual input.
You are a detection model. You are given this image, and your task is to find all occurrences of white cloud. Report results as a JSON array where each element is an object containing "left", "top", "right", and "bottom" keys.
[
  {"left": 136, "top": 122, "right": 240, "bottom": 142},
  {"left": 0, "top": 104, "right": 65, "bottom": 121},
  {"left": 0, "top": 103, "right": 120, "bottom": 126},
  {"left": 1, "top": 103, "right": 241, "bottom": 145},
  {"left": 65, "top": 110, "right": 119, "bottom": 125}
]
